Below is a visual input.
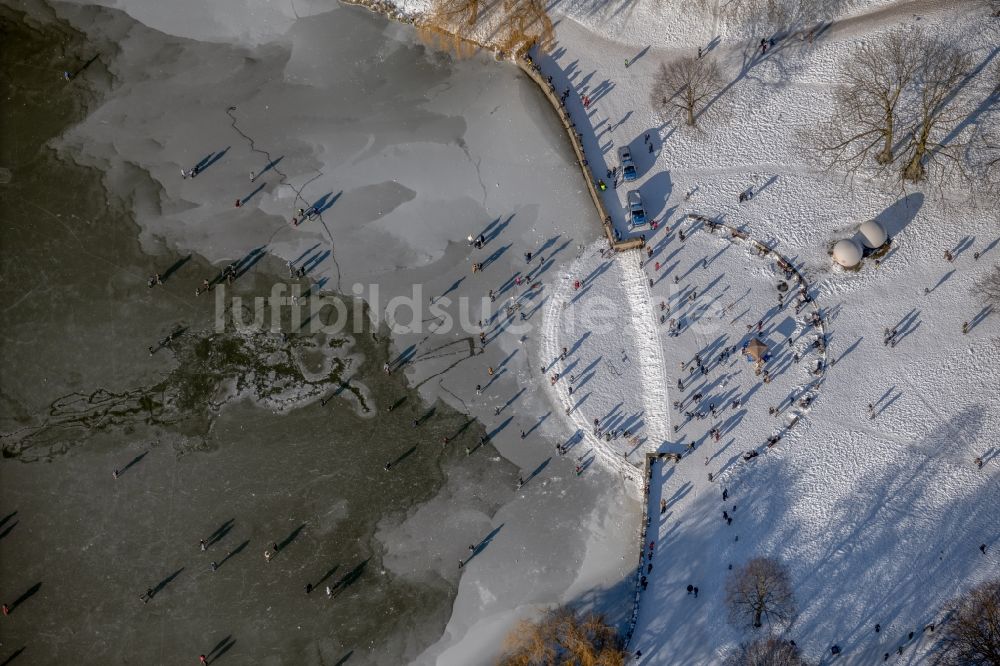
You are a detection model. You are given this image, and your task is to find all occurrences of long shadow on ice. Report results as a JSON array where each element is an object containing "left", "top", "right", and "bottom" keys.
[
  {"left": 523, "top": 458, "right": 550, "bottom": 486},
  {"left": 277, "top": 523, "right": 306, "bottom": 552},
  {"left": 467, "top": 523, "right": 504, "bottom": 563}
]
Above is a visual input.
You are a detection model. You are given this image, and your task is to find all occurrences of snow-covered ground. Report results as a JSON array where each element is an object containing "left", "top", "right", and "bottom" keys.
[
  {"left": 544, "top": 223, "right": 827, "bottom": 484},
  {"left": 516, "top": 0, "right": 1000, "bottom": 663}
]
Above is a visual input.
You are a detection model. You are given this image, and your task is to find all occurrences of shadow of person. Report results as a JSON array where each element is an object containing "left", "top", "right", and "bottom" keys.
[
  {"left": 218, "top": 540, "right": 250, "bottom": 568},
  {"left": 332, "top": 559, "right": 370, "bottom": 597},
  {"left": 0, "top": 519, "right": 18, "bottom": 542},
  {"left": 8, "top": 582, "right": 41, "bottom": 613},
  {"left": 0, "top": 646, "right": 26, "bottom": 665},
  {"left": 206, "top": 519, "right": 235, "bottom": 547},
  {"left": 467, "top": 523, "right": 505, "bottom": 562},
  {"left": 523, "top": 458, "right": 551, "bottom": 485},
  {"left": 160, "top": 255, "right": 191, "bottom": 283},
  {"left": 277, "top": 524, "right": 306, "bottom": 552},
  {"left": 119, "top": 451, "right": 148, "bottom": 475},
  {"left": 152, "top": 568, "right": 183, "bottom": 597},
  {"left": 206, "top": 635, "right": 232, "bottom": 659},
  {"left": 314, "top": 564, "right": 339, "bottom": 588},
  {"left": 210, "top": 638, "right": 236, "bottom": 663}
]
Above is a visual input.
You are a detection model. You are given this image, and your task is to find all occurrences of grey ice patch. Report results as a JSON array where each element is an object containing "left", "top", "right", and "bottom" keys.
[{"left": 334, "top": 181, "right": 416, "bottom": 225}]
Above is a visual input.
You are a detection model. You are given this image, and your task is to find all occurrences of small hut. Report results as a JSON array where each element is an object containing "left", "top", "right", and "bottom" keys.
[
  {"left": 746, "top": 338, "right": 768, "bottom": 362},
  {"left": 832, "top": 238, "right": 863, "bottom": 268}
]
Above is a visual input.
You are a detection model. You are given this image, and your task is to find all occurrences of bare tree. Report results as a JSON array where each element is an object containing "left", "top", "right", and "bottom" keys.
[
  {"left": 818, "top": 31, "right": 922, "bottom": 173},
  {"left": 900, "top": 39, "right": 972, "bottom": 183},
  {"left": 975, "top": 263, "right": 1000, "bottom": 307},
  {"left": 497, "top": 606, "right": 627, "bottom": 665},
  {"left": 726, "top": 558, "right": 796, "bottom": 630},
  {"left": 725, "top": 636, "right": 811, "bottom": 666},
  {"left": 417, "top": 23, "right": 479, "bottom": 58},
  {"left": 495, "top": 0, "right": 554, "bottom": 56},
  {"left": 939, "top": 578, "right": 1000, "bottom": 665},
  {"left": 419, "top": 0, "right": 482, "bottom": 58},
  {"left": 420, "top": 0, "right": 553, "bottom": 57},
  {"left": 650, "top": 56, "right": 723, "bottom": 127},
  {"left": 815, "top": 29, "right": 990, "bottom": 189},
  {"left": 986, "top": 131, "right": 1000, "bottom": 196},
  {"left": 431, "top": 0, "right": 480, "bottom": 27},
  {"left": 968, "top": 62, "right": 1000, "bottom": 197}
]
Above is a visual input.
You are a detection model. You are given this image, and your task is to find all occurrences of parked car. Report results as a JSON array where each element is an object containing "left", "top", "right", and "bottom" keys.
[
  {"left": 618, "top": 146, "right": 637, "bottom": 182},
  {"left": 627, "top": 189, "right": 647, "bottom": 230}
]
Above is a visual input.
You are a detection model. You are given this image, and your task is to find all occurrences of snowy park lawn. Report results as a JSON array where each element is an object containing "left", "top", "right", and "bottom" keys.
[
  {"left": 523, "top": 0, "right": 1000, "bottom": 663},
  {"left": 537, "top": 200, "right": 1000, "bottom": 661},
  {"left": 540, "top": 194, "right": 1000, "bottom": 665},
  {"left": 626, "top": 219, "right": 1000, "bottom": 664},
  {"left": 542, "top": 224, "right": 825, "bottom": 483}
]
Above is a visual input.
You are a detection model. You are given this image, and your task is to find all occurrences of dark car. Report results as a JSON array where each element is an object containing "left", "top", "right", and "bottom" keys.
[
  {"left": 618, "top": 146, "right": 637, "bottom": 182},
  {"left": 627, "top": 189, "right": 647, "bottom": 230}
]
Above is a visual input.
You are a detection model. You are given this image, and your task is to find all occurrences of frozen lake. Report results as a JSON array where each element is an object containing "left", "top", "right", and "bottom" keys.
[{"left": 0, "top": 1, "right": 638, "bottom": 664}]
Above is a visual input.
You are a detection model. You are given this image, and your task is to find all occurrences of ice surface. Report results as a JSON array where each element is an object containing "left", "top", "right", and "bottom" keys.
[{"left": 46, "top": 1, "right": 641, "bottom": 663}]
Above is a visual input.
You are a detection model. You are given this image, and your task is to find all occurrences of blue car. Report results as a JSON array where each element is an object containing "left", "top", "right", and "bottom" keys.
[
  {"left": 627, "top": 190, "right": 647, "bottom": 230},
  {"left": 618, "top": 146, "right": 637, "bottom": 182}
]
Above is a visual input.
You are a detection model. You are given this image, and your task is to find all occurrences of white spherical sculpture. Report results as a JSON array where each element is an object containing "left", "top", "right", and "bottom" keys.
[
  {"left": 832, "top": 238, "right": 863, "bottom": 268},
  {"left": 858, "top": 219, "right": 888, "bottom": 249}
]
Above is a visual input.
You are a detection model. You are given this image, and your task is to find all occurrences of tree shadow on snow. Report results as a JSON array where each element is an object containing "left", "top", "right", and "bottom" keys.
[{"left": 878, "top": 193, "right": 923, "bottom": 238}]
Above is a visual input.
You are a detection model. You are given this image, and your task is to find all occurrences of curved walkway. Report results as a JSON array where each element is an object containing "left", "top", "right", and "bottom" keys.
[
  {"left": 539, "top": 251, "right": 647, "bottom": 483},
  {"left": 516, "top": 55, "right": 645, "bottom": 253},
  {"left": 620, "top": 251, "right": 671, "bottom": 444}
]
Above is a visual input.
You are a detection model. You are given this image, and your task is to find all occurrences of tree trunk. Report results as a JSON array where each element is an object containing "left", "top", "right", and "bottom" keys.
[
  {"left": 876, "top": 113, "right": 894, "bottom": 165},
  {"left": 903, "top": 126, "right": 931, "bottom": 182},
  {"left": 903, "top": 152, "right": 925, "bottom": 182},
  {"left": 687, "top": 104, "right": 695, "bottom": 126},
  {"left": 753, "top": 608, "right": 762, "bottom": 628}
]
